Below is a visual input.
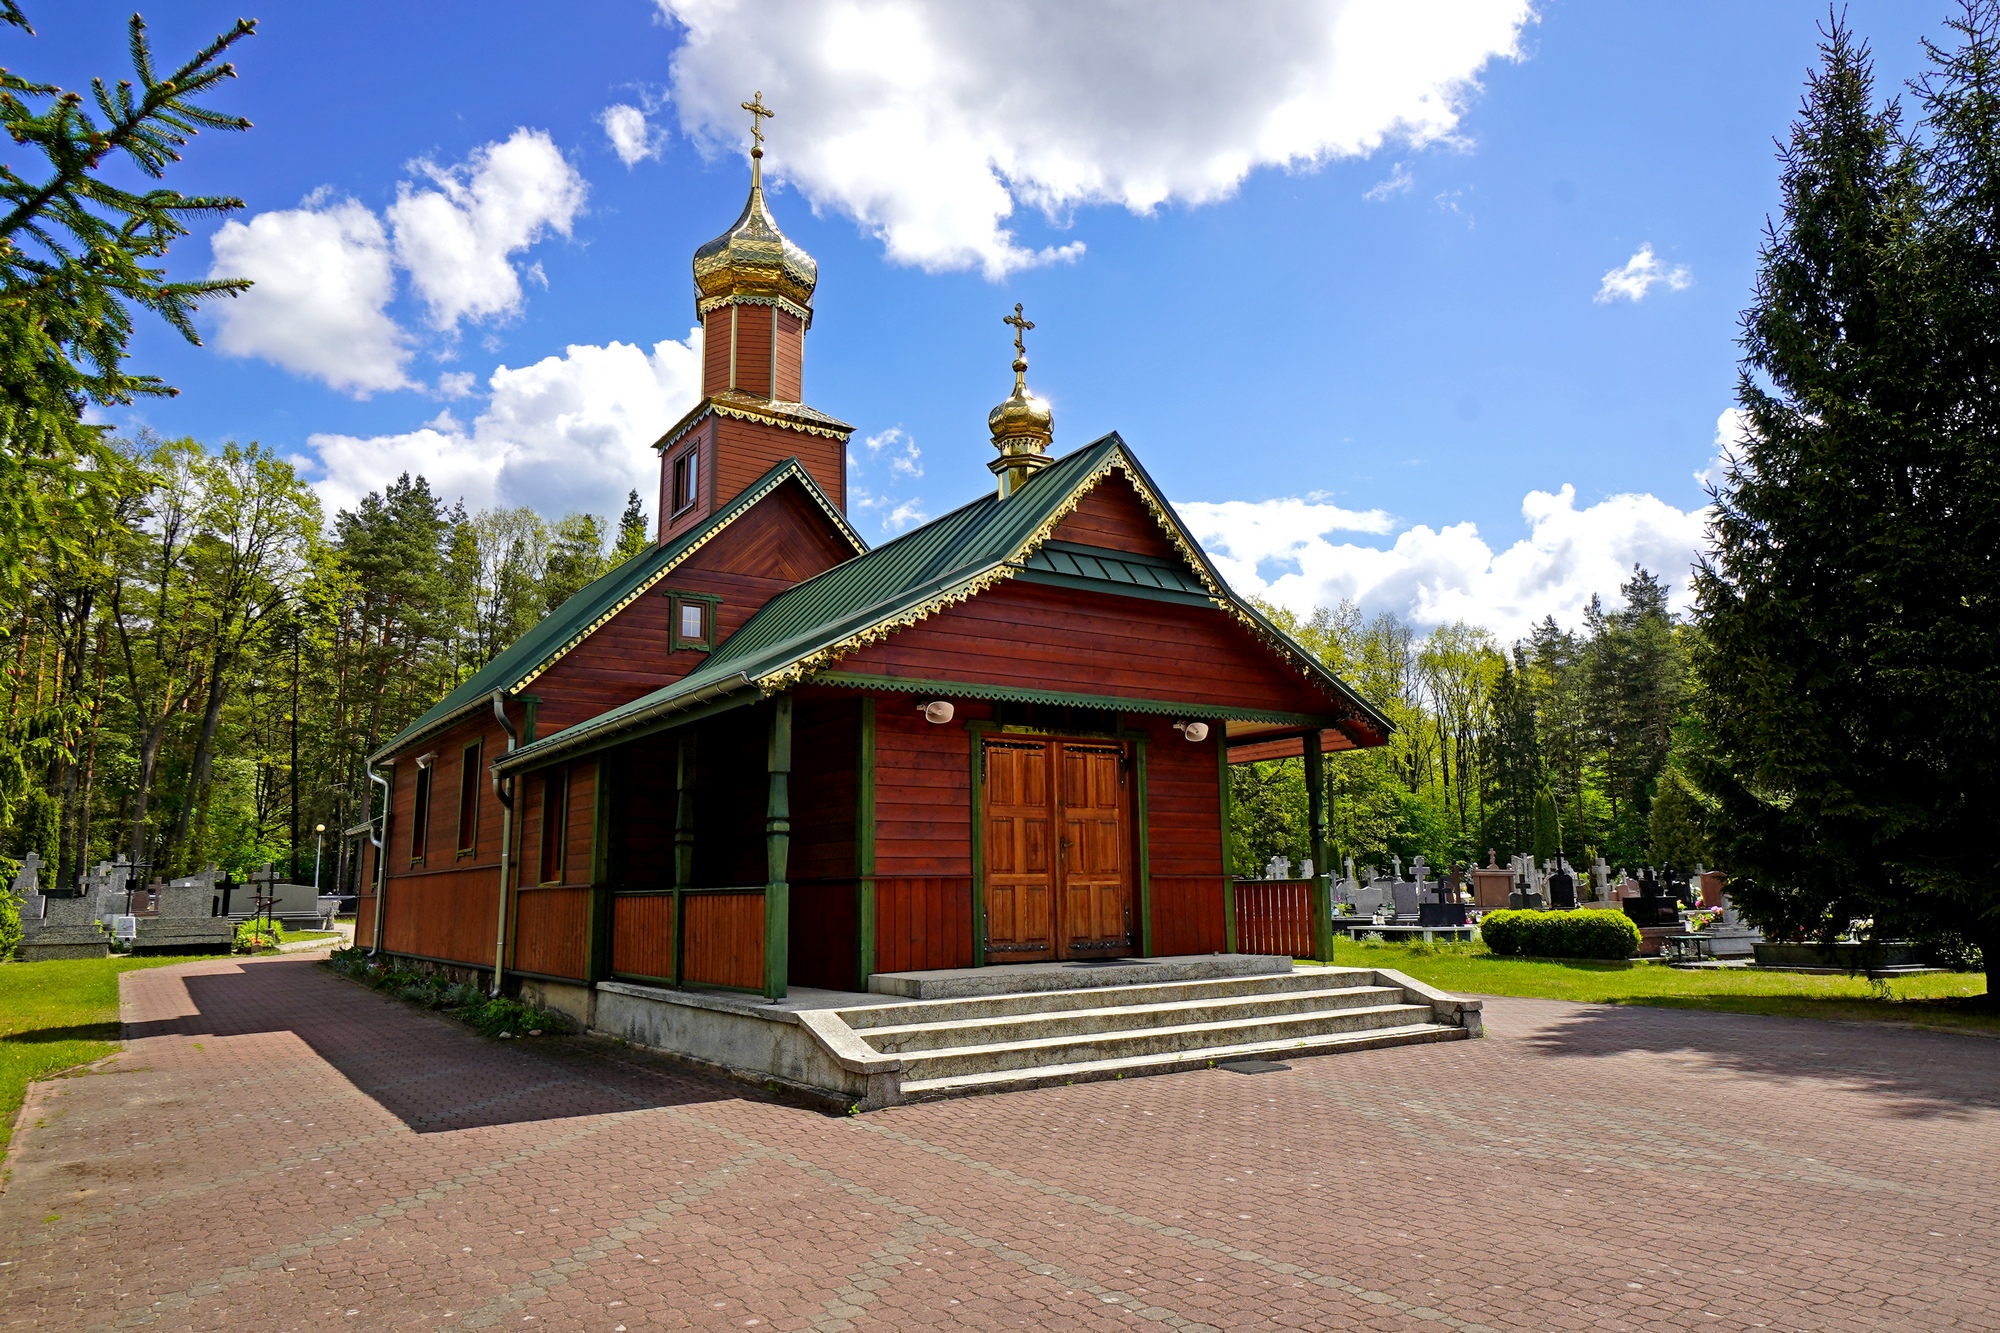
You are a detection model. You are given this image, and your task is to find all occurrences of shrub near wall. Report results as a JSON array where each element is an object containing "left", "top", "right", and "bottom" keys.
[{"left": 1480, "top": 909, "right": 1642, "bottom": 960}]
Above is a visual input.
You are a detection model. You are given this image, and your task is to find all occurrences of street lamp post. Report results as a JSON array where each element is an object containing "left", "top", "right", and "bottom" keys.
[{"left": 313, "top": 823, "right": 327, "bottom": 893}]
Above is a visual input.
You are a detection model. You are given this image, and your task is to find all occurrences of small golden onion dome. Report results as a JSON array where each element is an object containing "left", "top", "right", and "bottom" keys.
[
  {"left": 988, "top": 355, "right": 1054, "bottom": 452},
  {"left": 691, "top": 173, "right": 817, "bottom": 322}
]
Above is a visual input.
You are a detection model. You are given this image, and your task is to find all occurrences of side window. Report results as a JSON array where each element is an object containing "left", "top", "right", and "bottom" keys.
[
  {"left": 538, "top": 768, "right": 568, "bottom": 885},
  {"left": 456, "top": 739, "right": 481, "bottom": 856},
  {"left": 671, "top": 448, "right": 699, "bottom": 515},
  {"left": 409, "top": 761, "right": 433, "bottom": 864},
  {"left": 664, "top": 590, "right": 719, "bottom": 652}
]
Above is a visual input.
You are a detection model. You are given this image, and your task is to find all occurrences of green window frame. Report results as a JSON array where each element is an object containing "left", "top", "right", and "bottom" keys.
[
  {"left": 456, "top": 739, "right": 481, "bottom": 857},
  {"left": 538, "top": 767, "right": 568, "bottom": 886},
  {"left": 409, "top": 763, "right": 432, "bottom": 865},
  {"left": 664, "top": 589, "right": 721, "bottom": 652}
]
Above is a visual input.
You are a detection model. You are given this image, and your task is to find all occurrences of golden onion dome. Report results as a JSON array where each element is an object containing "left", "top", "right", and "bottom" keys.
[
  {"left": 691, "top": 177, "right": 818, "bottom": 322},
  {"left": 988, "top": 355, "right": 1054, "bottom": 450}
]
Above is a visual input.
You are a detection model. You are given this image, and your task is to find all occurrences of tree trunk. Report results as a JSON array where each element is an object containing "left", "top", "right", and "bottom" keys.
[{"left": 166, "top": 653, "right": 230, "bottom": 871}]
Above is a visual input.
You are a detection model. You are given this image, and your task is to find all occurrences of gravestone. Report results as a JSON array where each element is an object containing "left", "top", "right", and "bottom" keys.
[
  {"left": 1469, "top": 866, "right": 1513, "bottom": 910},
  {"left": 1547, "top": 864, "right": 1577, "bottom": 910},
  {"left": 230, "top": 865, "right": 323, "bottom": 927},
  {"left": 1591, "top": 856, "right": 1611, "bottom": 901},
  {"left": 1621, "top": 868, "right": 1679, "bottom": 928},
  {"left": 1696, "top": 866, "right": 1725, "bottom": 909},
  {"left": 20, "top": 856, "right": 109, "bottom": 959},
  {"left": 1390, "top": 879, "right": 1421, "bottom": 922},
  {"left": 9, "top": 852, "right": 43, "bottom": 925},
  {"left": 1264, "top": 855, "right": 1289, "bottom": 881},
  {"left": 1701, "top": 893, "right": 1764, "bottom": 957},
  {"left": 131, "top": 866, "right": 235, "bottom": 955}
]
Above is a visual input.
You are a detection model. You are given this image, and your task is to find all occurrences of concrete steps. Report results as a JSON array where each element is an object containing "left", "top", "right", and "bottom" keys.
[{"left": 831, "top": 963, "right": 1477, "bottom": 1102}]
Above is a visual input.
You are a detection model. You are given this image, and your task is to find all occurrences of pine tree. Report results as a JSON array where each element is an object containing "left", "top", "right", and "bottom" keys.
[
  {"left": 1690, "top": 12, "right": 1999, "bottom": 994},
  {"left": 611, "top": 489, "right": 651, "bottom": 564},
  {"left": 541, "top": 512, "right": 608, "bottom": 612}
]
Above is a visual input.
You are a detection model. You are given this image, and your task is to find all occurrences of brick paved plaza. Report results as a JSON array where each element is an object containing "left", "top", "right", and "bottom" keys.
[{"left": 2, "top": 955, "right": 1995, "bottom": 1332}]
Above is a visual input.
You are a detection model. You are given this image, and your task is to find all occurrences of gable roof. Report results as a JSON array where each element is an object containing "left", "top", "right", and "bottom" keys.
[
  {"left": 370, "top": 458, "right": 866, "bottom": 765},
  {"left": 496, "top": 433, "right": 1392, "bottom": 774}
]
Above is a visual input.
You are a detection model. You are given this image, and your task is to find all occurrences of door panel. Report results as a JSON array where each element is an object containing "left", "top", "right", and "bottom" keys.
[
  {"left": 982, "top": 741, "right": 1054, "bottom": 959},
  {"left": 1060, "top": 744, "right": 1131, "bottom": 952}
]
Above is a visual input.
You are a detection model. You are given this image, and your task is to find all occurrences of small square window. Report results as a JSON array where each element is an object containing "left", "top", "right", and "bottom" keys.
[{"left": 665, "top": 590, "right": 719, "bottom": 652}]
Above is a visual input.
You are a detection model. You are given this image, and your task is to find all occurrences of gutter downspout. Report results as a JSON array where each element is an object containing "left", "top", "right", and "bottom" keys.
[
  {"left": 489, "top": 691, "right": 519, "bottom": 997},
  {"left": 367, "top": 765, "right": 391, "bottom": 957}
]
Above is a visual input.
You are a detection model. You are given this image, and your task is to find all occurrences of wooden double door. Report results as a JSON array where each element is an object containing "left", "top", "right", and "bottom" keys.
[{"left": 982, "top": 737, "right": 1135, "bottom": 962}]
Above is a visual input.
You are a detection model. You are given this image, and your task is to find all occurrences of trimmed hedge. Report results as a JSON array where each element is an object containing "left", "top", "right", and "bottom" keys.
[{"left": 1479, "top": 908, "right": 1641, "bottom": 960}]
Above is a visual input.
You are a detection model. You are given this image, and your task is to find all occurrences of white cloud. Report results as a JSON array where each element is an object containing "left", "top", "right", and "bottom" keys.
[
  {"left": 436, "top": 370, "right": 478, "bottom": 400},
  {"left": 1181, "top": 485, "right": 1710, "bottom": 641},
  {"left": 207, "top": 193, "right": 413, "bottom": 396},
  {"left": 1363, "top": 162, "right": 1414, "bottom": 201},
  {"left": 1595, "top": 243, "right": 1692, "bottom": 304},
  {"left": 388, "top": 128, "right": 588, "bottom": 331},
  {"left": 1696, "top": 407, "right": 1748, "bottom": 491},
  {"left": 658, "top": 0, "right": 1533, "bottom": 277},
  {"left": 309, "top": 329, "right": 703, "bottom": 520},
  {"left": 600, "top": 103, "right": 663, "bottom": 165},
  {"left": 864, "top": 425, "right": 922, "bottom": 479}
]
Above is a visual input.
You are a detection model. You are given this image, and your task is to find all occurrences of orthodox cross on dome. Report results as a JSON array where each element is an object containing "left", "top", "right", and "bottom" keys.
[
  {"left": 1003, "top": 302, "right": 1034, "bottom": 362},
  {"left": 742, "top": 91, "right": 774, "bottom": 159}
]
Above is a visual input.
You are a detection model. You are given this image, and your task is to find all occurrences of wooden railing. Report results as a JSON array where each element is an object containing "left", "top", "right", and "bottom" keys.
[
  {"left": 1234, "top": 879, "right": 1315, "bottom": 959},
  {"left": 512, "top": 885, "right": 590, "bottom": 979},
  {"left": 681, "top": 888, "right": 766, "bottom": 991},
  {"left": 609, "top": 891, "right": 674, "bottom": 984}
]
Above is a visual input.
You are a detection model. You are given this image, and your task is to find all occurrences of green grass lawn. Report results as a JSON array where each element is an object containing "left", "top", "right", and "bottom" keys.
[
  {"left": 0, "top": 955, "right": 206, "bottom": 1165},
  {"left": 1321, "top": 938, "right": 1997, "bottom": 1035}
]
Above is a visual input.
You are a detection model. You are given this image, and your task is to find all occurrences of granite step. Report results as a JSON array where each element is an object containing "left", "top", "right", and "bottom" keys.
[
  {"left": 888, "top": 1002, "right": 1438, "bottom": 1080},
  {"left": 896, "top": 1022, "right": 1467, "bottom": 1099},
  {"left": 836, "top": 967, "right": 1383, "bottom": 1031},
  {"left": 856, "top": 984, "right": 1409, "bottom": 1053}
]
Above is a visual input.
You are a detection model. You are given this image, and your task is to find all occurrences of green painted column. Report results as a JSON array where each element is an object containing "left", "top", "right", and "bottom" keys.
[
  {"left": 855, "top": 697, "right": 877, "bottom": 990},
  {"left": 1218, "top": 733, "right": 1238, "bottom": 954},
  {"left": 764, "top": 696, "right": 792, "bottom": 1000},
  {"left": 1303, "top": 729, "right": 1334, "bottom": 963}
]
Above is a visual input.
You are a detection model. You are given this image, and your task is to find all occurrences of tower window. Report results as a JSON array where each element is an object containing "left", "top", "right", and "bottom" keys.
[{"left": 671, "top": 448, "right": 699, "bottom": 515}]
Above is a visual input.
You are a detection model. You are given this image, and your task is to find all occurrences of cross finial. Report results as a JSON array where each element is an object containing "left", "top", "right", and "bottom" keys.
[
  {"left": 1003, "top": 302, "right": 1034, "bottom": 361},
  {"left": 742, "top": 91, "right": 774, "bottom": 158}
]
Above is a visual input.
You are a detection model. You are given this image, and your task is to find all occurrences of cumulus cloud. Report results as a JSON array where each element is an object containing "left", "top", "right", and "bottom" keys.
[
  {"left": 1696, "top": 406, "right": 1749, "bottom": 491},
  {"left": 1181, "top": 485, "right": 1710, "bottom": 640},
  {"left": 1363, "top": 162, "right": 1414, "bottom": 202},
  {"left": 309, "top": 330, "right": 703, "bottom": 520},
  {"left": 1595, "top": 243, "right": 1692, "bottom": 303},
  {"left": 658, "top": 0, "right": 1532, "bottom": 277},
  {"left": 207, "top": 130, "right": 585, "bottom": 395},
  {"left": 848, "top": 426, "right": 927, "bottom": 537},
  {"left": 387, "top": 128, "right": 588, "bottom": 331},
  {"left": 207, "top": 193, "right": 412, "bottom": 396},
  {"left": 600, "top": 103, "right": 663, "bottom": 165}
]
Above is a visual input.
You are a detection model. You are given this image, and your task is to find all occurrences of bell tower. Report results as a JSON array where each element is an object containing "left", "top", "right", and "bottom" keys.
[{"left": 655, "top": 93, "right": 852, "bottom": 542}]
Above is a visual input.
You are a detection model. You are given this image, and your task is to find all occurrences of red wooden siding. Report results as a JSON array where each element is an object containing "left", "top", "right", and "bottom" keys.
[
  {"left": 1047, "top": 473, "right": 1183, "bottom": 561},
  {"left": 733, "top": 303, "right": 774, "bottom": 397},
  {"left": 1234, "top": 880, "right": 1314, "bottom": 959},
  {"left": 566, "top": 760, "right": 597, "bottom": 883},
  {"left": 512, "top": 885, "right": 589, "bottom": 979},
  {"left": 773, "top": 310, "right": 804, "bottom": 401},
  {"left": 702, "top": 307, "right": 733, "bottom": 396},
  {"left": 712, "top": 415, "right": 845, "bottom": 513},
  {"left": 610, "top": 893, "right": 674, "bottom": 981},
  {"left": 875, "top": 877, "right": 974, "bottom": 973},
  {"left": 382, "top": 866, "right": 497, "bottom": 965},
  {"left": 838, "top": 579, "right": 1337, "bottom": 718},
  {"left": 661, "top": 421, "right": 715, "bottom": 544},
  {"left": 530, "top": 482, "right": 858, "bottom": 737},
  {"left": 873, "top": 705, "right": 974, "bottom": 877},
  {"left": 1134, "top": 715, "right": 1227, "bottom": 955},
  {"left": 683, "top": 891, "right": 764, "bottom": 989}
]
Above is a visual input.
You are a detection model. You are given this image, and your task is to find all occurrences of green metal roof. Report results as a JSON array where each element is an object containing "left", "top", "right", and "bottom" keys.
[
  {"left": 370, "top": 457, "right": 864, "bottom": 764},
  {"left": 497, "top": 434, "right": 1395, "bottom": 773}
]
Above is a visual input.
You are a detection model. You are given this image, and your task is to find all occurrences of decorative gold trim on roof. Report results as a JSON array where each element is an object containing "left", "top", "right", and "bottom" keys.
[
  {"left": 696, "top": 291, "right": 814, "bottom": 325},
  {"left": 512, "top": 464, "right": 864, "bottom": 693},
  {"left": 753, "top": 445, "right": 1364, "bottom": 714},
  {"left": 653, "top": 394, "right": 854, "bottom": 457}
]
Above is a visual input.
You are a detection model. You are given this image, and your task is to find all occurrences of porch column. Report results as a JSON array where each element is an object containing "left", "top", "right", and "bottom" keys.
[
  {"left": 1303, "top": 730, "right": 1334, "bottom": 963},
  {"left": 764, "top": 696, "right": 792, "bottom": 1000},
  {"left": 855, "top": 697, "right": 877, "bottom": 990},
  {"left": 672, "top": 731, "right": 695, "bottom": 988}
]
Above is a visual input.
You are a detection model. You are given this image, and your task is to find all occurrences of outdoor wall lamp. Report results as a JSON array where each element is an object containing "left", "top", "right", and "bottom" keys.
[
  {"left": 1172, "top": 720, "right": 1211, "bottom": 742},
  {"left": 921, "top": 700, "right": 956, "bottom": 724},
  {"left": 414, "top": 751, "right": 437, "bottom": 768}
]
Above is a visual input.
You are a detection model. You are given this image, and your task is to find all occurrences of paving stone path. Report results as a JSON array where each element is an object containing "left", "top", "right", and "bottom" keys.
[{"left": 2, "top": 954, "right": 1995, "bottom": 1331}]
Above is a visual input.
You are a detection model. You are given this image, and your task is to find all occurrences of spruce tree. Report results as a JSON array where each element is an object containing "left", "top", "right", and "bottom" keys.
[
  {"left": 1691, "top": 13, "right": 1999, "bottom": 993},
  {"left": 611, "top": 488, "right": 651, "bottom": 563}
]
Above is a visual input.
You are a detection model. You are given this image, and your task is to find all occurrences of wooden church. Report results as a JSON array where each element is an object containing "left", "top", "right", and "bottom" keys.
[{"left": 356, "top": 105, "right": 1401, "bottom": 1023}]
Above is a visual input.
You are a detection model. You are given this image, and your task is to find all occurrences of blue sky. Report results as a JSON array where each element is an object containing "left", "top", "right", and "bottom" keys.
[{"left": 24, "top": 1, "right": 1952, "bottom": 638}]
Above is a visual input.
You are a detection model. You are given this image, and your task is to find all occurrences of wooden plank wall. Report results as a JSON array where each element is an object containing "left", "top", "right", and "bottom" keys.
[
  {"left": 1133, "top": 714, "right": 1227, "bottom": 956},
  {"left": 702, "top": 307, "right": 732, "bottom": 394},
  {"left": 1047, "top": 473, "right": 1184, "bottom": 561},
  {"left": 513, "top": 885, "right": 590, "bottom": 979},
  {"left": 1234, "top": 880, "right": 1314, "bottom": 959},
  {"left": 732, "top": 303, "right": 774, "bottom": 397},
  {"left": 836, "top": 579, "right": 1336, "bottom": 717},
  {"left": 773, "top": 310, "right": 804, "bottom": 401},
  {"left": 372, "top": 714, "right": 515, "bottom": 967},
  {"left": 609, "top": 892, "right": 674, "bottom": 982},
  {"left": 789, "top": 694, "right": 860, "bottom": 989},
  {"left": 872, "top": 700, "right": 980, "bottom": 971},
  {"left": 532, "top": 484, "right": 860, "bottom": 737},
  {"left": 713, "top": 415, "right": 846, "bottom": 514},
  {"left": 682, "top": 891, "right": 764, "bottom": 989},
  {"left": 382, "top": 866, "right": 496, "bottom": 965}
]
